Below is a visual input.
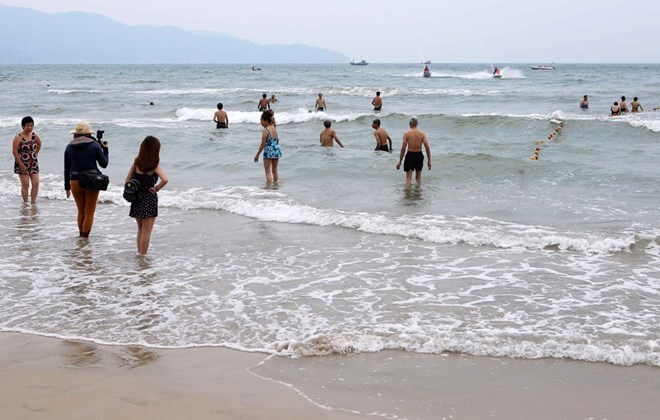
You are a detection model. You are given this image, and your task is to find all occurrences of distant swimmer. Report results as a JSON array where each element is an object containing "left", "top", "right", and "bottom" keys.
[
  {"left": 631, "top": 97, "right": 643, "bottom": 112},
  {"left": 610, "top": 101, "right": 621, "bottom": 116},
  {"left": 372, "top": 119, "right": 392, "bottom": 152},
  {"left": 319, "top": 120, "right": 344, "bottom": 148},
  {"left": 269, "top": 94, "right": 278, "bottom": 104},
  {"left": 619, "top": 96, "right": 629, "bottom": 113},
  {"left": 213, "top": 102, "right": 229, "bottom": 129},
  {"left": 315, "top": 93, "right": 326, "bottom": 112},
  {"left": 149, "top": 101, "right": 155, "bottom": 106},
  {"left": 258, "top": 93, "right": 270, "bottom": 112},
  {"left": 396, "top": 117, "right": 431, "bottom": 185},
  {"left": 372, "top": 91, "right": 383, "bottom": 111},
  {"left": 579, "top": 95, "right": 589, "bottom": 109},
  {"left": 251, "top": 66, "right": 262, "bottom": 71}
]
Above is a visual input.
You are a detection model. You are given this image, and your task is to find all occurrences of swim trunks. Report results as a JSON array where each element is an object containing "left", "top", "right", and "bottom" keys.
[
  {"left": 580, "top": 104, "right": 588, "bottom": 109},
  {"left": 403, "top": 151, "right": 424, "bottom": 172},
  {"left": 373, "top": 106, "right": 382, "bottom": 111},
  {"left": 316, "top": 108, "right": 324, "bottom": 112},
  {"left": 376, "top": 144, "right": 389, "bottom": 152},
  {"left": 216, "top": 122, "right": 228, "bottom": 129},
  {"left": 259, "top": 107, "right": 268, "bottom": 112}
]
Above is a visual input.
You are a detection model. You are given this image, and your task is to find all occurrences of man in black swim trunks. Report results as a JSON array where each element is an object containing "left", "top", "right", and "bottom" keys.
[
  {"left": 213, "top": 102, "right": 229, "bottom": 128},
  {"left": 372, "top": 119, "right": 392, "bottom": 152},
  {"left": 372, "top": 91, "right": 383, "bottom": 111},
  {"left": 396, "top": 116, "right": 431, "bottom": 185},
  {"left": 315, "top": 93, "right": 326, "bottom": 112},
  {"left": 258, "top": 93, "right": 270, "bottom": 112}
]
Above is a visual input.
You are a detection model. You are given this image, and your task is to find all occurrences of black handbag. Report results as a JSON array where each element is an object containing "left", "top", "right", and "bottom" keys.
[
  {"left": 123, "top": 178, "right": 144, "bottom": 202},
  {"left": 78, "top": 170, "right": 109, "bottom": 191}
]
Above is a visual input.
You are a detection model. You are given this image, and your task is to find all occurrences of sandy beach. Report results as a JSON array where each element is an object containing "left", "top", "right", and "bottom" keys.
[{"left": 1, "top": 332, "right": 657, "bottom": 419}]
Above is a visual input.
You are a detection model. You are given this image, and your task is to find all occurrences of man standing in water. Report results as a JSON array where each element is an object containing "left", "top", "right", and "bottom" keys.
[
  {"left": 258, "top": 94, "right": 270, "bottom": 112},
  {"left": 319, "top": 120, "right": 344, "bottom": 147},
  {"left": 315, "top": 93, "right": 326, "bottom": 112},
  {"left": 396, "top": 117, "right": 431, "bottom": 185},
  {"left": 579, "top": 95, "right": 589, "bottom": 109},
  {"left": 213, "top": 103, "right": 229, "bottom": 128},
  {"left": 372, "top": 119, "right": 392, "bottom": 152},
  {"left": 372, "top": 91, "right": 383, "bottom": 111}
]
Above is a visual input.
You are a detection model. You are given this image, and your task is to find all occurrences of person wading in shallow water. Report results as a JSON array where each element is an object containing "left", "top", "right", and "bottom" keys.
[
  {"left": 12, "top": 116, "right": 42, "bottom": 204},
  {"left": 396, "top": 116, "right": 432, "bottom": 185},
  {"left": 125, "top": 135, "right": 168, "bottom": 255},
  {"left": 64, "top": 120, "right": 109, "bottom": 237},
  {"left": 254, "top": 110, "right": 282, "bottom": 183}
]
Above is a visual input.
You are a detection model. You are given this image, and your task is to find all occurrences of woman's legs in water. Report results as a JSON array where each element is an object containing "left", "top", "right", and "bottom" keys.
[
  {"left": 136, "top": 217, "right": 156, "bottom": 255},
  {"left": 271, "top": 158, "right": 279, "bottom": 182},
  {"left": 263, "top": 158, "right": 279, "bottom": 183},
  {"left": 70, "top": 181, "right": 100, "bottom": 237},
  {"left": 263, "top": 159, "right": 273, "bottom": 183},
  {"left": 29, "top": 173, "right": 39, "bottom": 204},
  {"left": 18, "top": 174, "right": 29, "bottom": 203}
]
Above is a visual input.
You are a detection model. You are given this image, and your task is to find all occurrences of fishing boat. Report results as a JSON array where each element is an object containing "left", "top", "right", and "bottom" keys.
[
  {"left": 350, "top": 59, "right": 368, "bottom": 66},
  {"left": 530, "top": 64, "right": 556, "bottom": 70}
]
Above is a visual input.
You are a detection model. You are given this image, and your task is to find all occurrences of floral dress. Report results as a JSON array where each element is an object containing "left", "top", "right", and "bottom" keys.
[{"left": 14, "top": 133, "right": 39, "bottom": 174}]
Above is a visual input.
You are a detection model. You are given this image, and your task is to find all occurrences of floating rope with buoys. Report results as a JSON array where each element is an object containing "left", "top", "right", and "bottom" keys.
[{"left": 530, "top": 123, "right": 564, "bottom": 160}]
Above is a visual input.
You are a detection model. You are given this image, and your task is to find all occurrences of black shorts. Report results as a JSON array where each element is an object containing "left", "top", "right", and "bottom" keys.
[
  {"left": 373, "top": 106, "right": 382, "bottom": 111},
  {"left": 403, "top": 152, "right": 424, "bottom": 172},
  {"left": 376, "top": 144, "right": 389, "bottom": 152},
  {"left": 216, "top": 122, "right": 227, "bottom": 129}
]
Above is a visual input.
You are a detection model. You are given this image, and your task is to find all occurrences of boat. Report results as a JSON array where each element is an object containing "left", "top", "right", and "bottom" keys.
[
  {"left": 493, "top": 74, "right": 502, "bottom": 79},
  {"left": 422, "top": 60, "right": 432, "bottom": 65},
  {"left": 423, "top": 70, "right": 431, "bottom": 78},
  {"left": 350, "top": 59, "right": 368, "bottom": 66},
  {"left": 530, "top": 64, "right": 556, "bottom": 70}
]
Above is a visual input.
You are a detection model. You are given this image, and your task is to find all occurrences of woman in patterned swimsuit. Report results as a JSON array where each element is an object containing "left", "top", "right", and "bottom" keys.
[
  {"left": 125, "top": 136, "right": 169, "bottom": 255},
  {"left": 254, "top": 110, "right": 282, "bottom": 183},
  {"left": 12, "top": 116, "right": 42, "bottom": 204}
]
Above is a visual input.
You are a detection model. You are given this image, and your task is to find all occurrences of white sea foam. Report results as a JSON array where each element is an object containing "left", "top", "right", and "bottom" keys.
[
  {"left": 625, "top": 119, "right": 660, "bottom": 132},
  {"left": 175, "top": 107, "right": 371, "bottom": 124}
]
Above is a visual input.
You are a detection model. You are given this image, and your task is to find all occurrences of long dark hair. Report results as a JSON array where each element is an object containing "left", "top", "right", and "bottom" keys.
[{"left": 135, "top": 135, "right": 160, "bottom": 172}]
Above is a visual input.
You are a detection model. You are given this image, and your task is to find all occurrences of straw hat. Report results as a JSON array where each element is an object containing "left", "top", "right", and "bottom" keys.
[{"left": 70, "top": 120, "right": 94, "bottom": 135}]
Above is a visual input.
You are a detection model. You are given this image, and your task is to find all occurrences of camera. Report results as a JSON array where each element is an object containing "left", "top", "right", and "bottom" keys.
[{"left": 96, "top": 130, "right": 105, "bottom": 141}]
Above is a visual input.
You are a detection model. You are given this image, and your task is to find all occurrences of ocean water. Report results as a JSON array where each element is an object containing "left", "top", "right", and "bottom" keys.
[{"left": 0, "top": 63, "right": 658, "bottom": 366}]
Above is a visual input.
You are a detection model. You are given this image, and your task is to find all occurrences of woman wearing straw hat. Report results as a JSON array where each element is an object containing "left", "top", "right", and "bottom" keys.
[{"left": 64, "top": 120, "right": 109, "bottom": 237}]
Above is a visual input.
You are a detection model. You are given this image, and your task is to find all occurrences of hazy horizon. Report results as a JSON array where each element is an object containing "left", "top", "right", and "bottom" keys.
[{"left": 1, "top": 0, "right": 659, "bottom": 63}]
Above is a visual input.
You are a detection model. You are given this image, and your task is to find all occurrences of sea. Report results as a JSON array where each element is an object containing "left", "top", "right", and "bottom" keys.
[{"left": 0, "top": 63, "right": 658, "bottom": 367}]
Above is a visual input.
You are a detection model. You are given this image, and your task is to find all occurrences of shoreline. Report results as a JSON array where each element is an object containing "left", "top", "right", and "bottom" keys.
[{"left": 1, "top": 332, "right": 658, "bottom": 419}]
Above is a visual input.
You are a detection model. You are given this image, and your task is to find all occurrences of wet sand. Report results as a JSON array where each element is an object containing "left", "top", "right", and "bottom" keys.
[{"left": 1, "top": 332, "right": 658, "bottom": 419}]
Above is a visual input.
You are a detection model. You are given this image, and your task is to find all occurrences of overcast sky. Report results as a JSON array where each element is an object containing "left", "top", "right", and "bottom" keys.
[{"left": 3, "top": 0, "right": 659, "bottom": 63}]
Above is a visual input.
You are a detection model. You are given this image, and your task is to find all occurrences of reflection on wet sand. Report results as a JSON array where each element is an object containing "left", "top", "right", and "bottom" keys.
[
  {"left": 61, "top": 341, "right": 101, "bottom": 368},
  {"left": 60, "top": 340, "right": 160, "bottom": 370},
  {"left": 116, "top": 346, "right": 160, "bottom": 369}
]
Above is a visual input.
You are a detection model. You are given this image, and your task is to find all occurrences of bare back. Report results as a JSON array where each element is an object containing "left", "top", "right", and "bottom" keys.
[
  {"left": 402, "top": 128, "right": 427, "bottom": 152},
  {"left": 320, "top": 128, "right": 337, "bottom": 147},
  {"left": 374, "top": 127, "right": 389, "bottom": 146}
]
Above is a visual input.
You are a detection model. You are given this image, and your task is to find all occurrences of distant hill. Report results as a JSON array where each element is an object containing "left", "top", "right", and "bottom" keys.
[{"left": 0, "top": 5, "right": 349, "bottom": 64}]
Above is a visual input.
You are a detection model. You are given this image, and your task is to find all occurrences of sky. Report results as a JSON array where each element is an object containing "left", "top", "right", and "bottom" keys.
[{"left": 3, "top": 0, "right": 659, "bottom": 63}]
